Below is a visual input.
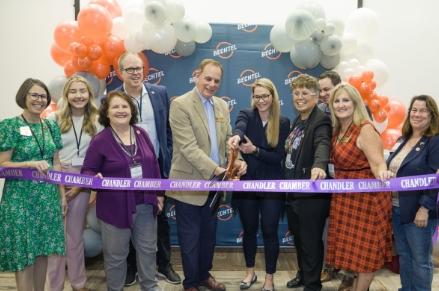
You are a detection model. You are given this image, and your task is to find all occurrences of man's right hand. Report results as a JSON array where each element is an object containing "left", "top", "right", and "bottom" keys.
[{"left": 227, "top": 135, "right": 241, "bottom": 150}]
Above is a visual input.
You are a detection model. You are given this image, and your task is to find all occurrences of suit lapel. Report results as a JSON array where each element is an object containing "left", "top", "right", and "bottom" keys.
[{"left": 399, "top": 136, "right": 428, "bottom": 170}]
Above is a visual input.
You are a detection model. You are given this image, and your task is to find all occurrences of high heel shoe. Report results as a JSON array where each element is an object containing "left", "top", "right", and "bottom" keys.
[
  {"left": 239, "top": 273, "right": 257, "bottom": 290},
  {"left": 261, "top": 283, "right": 275, "bottom": 291}
]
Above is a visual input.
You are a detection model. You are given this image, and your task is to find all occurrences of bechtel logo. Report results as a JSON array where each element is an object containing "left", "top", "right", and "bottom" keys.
[
  {"left": 261, "top": 43, "right": 282, "bottom": 60},
  {"left": 284, "top": 70, "right": 303, "bottom": 86},
  {"left": 220, "top": 96, "right": 237, "bottom": 112},
  {"left": 237, "top": 24, "right": 258, "bottom": 32},
  {"left": 237, "top": 69, "right": 261, "bottom": 87},
  {"left": 146, "top": 67, "right": 165, "bottom": 85},
  {"left": 213, "top": 41, "right": 237, "bottom": 59}
]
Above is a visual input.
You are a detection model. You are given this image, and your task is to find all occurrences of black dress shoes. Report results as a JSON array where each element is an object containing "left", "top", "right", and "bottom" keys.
[{"left": 286, "top": 274, "right": 303, "bottom": 288}]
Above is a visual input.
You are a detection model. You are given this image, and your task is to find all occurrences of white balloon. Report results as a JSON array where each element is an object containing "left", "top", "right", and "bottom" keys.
[
  {"left": 123, "top": 8, "right": 145, "bottom": 33},
  {"left": 324, "top": 23, "right": 336, "bottom": 36},
  {"left": 150, "top": 23, "right": 178, "bottom": 54},
  {"left": 315, "top": 18, "right": 326, "bottom": 31},
  {"left": 297, "top": 1, "right": 326, "bottom": 20},
  {"left": 48, "top": 76, "right": 68, "bottom": 103},
  {"left": 144, "top": 1, "right": 167, "bottom": 25},
  {"left": 341, "top": 33, "right": 358, "bottom": 55},
  {"left": 270, "top": 23, "right": 296, "bottom": 53},
  {"left": 354, "top": 42, "right": 374, "bottom": 62},
  {"left": 320, "top": 35, "right": 342, "bottom": 56},
  {"left": 194, "top": 22, "right": 212, "bottom": 44},
  {"left": 175, "top": 40, "right": 196, "bottom": 56},
  {"left": 345, "top": 8, "right": 379, "bottom": 42},
  {"left": 320, "top": 54, "right": 340, "bottom": 69},
  {"left": 124, "top": 31, "right": 146, "bottom": 53},
  {"left": 285, "top": 9, "right": 316, "bottom": 41},
  {"left": 112, "top": 17, "right": 128, "bottom": 39},
  {"left": 341, "top": 68, "right": 355, "bottom": 80},
  {"left": 83, "top": 229, "right": 102, "bottom": 258},
  {"left": 174, "top": 18, "right": 196, "bottom": 42},
  {"left": 290, "top": 39, "right": 322, "bottom": 69},
  {"left": 366, "top": 58, "right": 389, "bottom": 86},
  {"left": 165, "top": 0, "right": 185, "bottom": 23},
  {"left": 311, "top": 30, "right": 324, "bottom": 43},
  {"left": 329, "top": 18, "right": 345, "bottom": 36}
]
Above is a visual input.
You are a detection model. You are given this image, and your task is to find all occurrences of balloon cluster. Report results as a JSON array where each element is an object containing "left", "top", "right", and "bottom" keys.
[
  {"left": 51, "top": 0, "right": 126, "bottom": 79},
  {"left": 114, "top": 0, "right": 212, "bottom": 56},
  {"left": 270, "top": 2, "right": 343, "bottom": 70},
  {"left": 348, "top": 71, "right": 406, "bottom": 150}
]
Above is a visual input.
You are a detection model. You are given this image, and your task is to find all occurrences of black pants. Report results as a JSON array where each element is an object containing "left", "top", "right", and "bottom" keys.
[
  {"left": 237, "top": 193, "right": 284, "bottom": 274},
  {"left": 127, "top": 197, "right": 171, "bottom": 272},
  {"left": 286, "top": 196, "right": 330, "bottom": 291}
]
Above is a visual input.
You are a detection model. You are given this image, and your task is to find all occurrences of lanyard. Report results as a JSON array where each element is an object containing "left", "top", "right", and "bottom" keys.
[
  {"left": 21, "top": 114, "right": 45, "bottom": 159},
  {"left": 131, "top": 95, "right": 143, "bottom": 122},
  {"left": 111, "top": 126, "right": 137, "bottom": 164},
  {"left": 70, "top": 115, "right": 84, "bottom": 156}
]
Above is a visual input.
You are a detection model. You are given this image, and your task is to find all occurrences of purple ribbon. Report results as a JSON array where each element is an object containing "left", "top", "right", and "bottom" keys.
[{"left": 0, "top": 167, "right": 438, "bottom": 193}]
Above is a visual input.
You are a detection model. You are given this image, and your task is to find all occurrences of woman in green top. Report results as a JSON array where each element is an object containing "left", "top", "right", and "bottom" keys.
[{"left": 0, "top": 78, "right": 65, "bottom": 291}]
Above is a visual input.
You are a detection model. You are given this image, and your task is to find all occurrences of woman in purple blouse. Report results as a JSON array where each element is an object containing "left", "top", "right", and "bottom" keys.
[{"left": 82, "top": 91, "right": 163, "bottom": 291}]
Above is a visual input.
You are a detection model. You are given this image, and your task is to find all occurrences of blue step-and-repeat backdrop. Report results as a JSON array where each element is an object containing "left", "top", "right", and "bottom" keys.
[{"left": 107, "top": 23, "right": 325, "bottom": 247}]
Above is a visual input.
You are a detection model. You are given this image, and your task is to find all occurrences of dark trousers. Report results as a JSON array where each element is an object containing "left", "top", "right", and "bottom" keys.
[
  {"left": 237, "top": 193, "right": 283, "bottom": 274},
  {"left": 286, "top": 196, "right": 330, "bottom": 291},
  {"left": 127, "top": 197, "right": 171, "bottom": 272},
  {"left": 175, "top": 194, "right": 218, "bottom": 289}
]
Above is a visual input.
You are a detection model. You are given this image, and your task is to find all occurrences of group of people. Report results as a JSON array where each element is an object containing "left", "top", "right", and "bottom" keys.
[{"left": 0, "top": 54, "right": 437, "bottom": 291}]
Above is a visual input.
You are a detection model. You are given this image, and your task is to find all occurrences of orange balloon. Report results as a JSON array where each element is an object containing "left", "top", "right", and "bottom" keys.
[
  {"left": 376, "top": 95, "right": 389, "bottom": 108},
  {"left": 90, "top": 0, "right": 122, "bottom": 18},
  {"left": 51, "top": 44, "right": 71, "bottom": 66},
  {"left": 78, "top": 4, "right": 112, "bottom": 43},
  {"left": 64, "top": 60, "right": 77, "bottom": 77},
  {"left": 361, "top": 71, "right": 374, "bottom": 82},
  {"left": 348, "top": 76, "right": 362, "bottom": 90},
  {"left": 385, "top": 100, "right": 406, "bottom": 128},
  {"left": 77, "top": 57, "right": 92, "bottom": 71},
  {"left": 359, "top": 82, "right": 372, "bottom": 100},
  {"left": 381, "top": 128, "right": 402, "bottom": 150},
  {"left": 74, "top": 43, "right": 88, "bottom": 57},
  {"left": 90, "top": 57, "right": 111, "bottom": 79},
  {"left": 373, "top": 109, "right": 387, "bottom": 123},
  {"left": 104, "top": 35, "right": 125, "bottom": 60},
  {"left": 88, "top": 44, "right": 103, "bottom": 60},
  {"left": 368, "top": 98, "right": 380, "bottom": 114},
  {"left": 54, "top": 21, "right": 79, "bottom": 50}
]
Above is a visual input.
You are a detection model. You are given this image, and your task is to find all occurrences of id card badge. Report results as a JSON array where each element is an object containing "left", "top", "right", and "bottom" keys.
[
  {"left": 328, "top": 163, "right": 335, "bottom": 178},
  {"left": 19, "top": 126, "right": 32, "bottom": 136},
  {"left": 71, "top": 156, "right": 84, "bottom": 166},
  {"left": 130, "top": 164, "right": 143, "bottom": 178}
]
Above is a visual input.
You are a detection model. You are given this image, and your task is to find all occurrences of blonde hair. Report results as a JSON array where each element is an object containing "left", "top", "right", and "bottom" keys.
[
  {"left": 56, "top": 75, "right": 99, "bottom": 136},
  {"left": 328, "top": 83, "right": 371, "bottom": 132},
  {"left": 251, "top": 78, "right": 281, "bottom": 147}
]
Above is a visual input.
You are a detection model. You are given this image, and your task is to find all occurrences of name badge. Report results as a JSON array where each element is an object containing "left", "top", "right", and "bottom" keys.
[
  {"left": 130, "top": 164, "right": 143, "bottom": 179},
  {"left": 19, "top": 126, "right": 32, "bottom": 136},
  {"left": 328, "top": 163, "right": 335, "bottom": 178},
  {"left": 71, "top": 156, "right": 84, "bottom": 166}
]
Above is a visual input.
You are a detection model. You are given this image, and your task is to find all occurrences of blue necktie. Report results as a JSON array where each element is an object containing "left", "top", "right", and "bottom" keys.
[{"left": 203, "top": 99, "right": 220, "bottom": 165}]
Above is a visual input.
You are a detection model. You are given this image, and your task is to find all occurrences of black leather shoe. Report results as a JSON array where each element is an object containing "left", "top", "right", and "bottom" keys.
[
  {"left": 286, "top": 275, "right": 303, "bottom": 288},
  {"left": 239, "top": 273, "right": 257, "bottom": 290},
  {"left": 124, "top": 270, "right": 138, "bottom": 286}
]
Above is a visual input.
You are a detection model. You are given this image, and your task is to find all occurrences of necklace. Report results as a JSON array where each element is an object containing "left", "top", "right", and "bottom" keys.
[{"left": 337, "top": 122, "right": 353, "bottom": 143}]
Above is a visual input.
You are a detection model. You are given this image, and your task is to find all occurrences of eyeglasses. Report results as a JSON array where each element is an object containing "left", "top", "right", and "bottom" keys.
[
  {"left": 27, "top": 92, "right": 48, "bottom": 101},
  {"left": 410, "top": 108, "right": 429, "bottom": 114},
  {"left": 122, "top": 67, "right": 143, "bottom": 74},
  {"left": 253, "top": 94, "right": 271, "bottom": 101}
]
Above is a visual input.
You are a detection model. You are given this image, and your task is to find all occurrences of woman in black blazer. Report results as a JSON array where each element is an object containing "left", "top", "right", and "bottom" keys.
[
  {"left": 228, "top": 78, "right": 290, "bottom": 291},
  {"left": 387, "top": 95, "right": 439, "bottom": 291}
]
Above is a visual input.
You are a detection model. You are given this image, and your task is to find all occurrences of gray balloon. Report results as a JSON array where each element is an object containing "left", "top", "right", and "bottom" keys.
[
  {"left": 175, "top": 40, "right": 196, "bottom": 57},
  {"left": 320, "top": 54, "right": 340, "bottom": 69},
  {"left": 290, "top": 39, "right": 322, "bottom": 69},
  {"left": 48, "top": 76, "right": 68, "bottom": 103}
]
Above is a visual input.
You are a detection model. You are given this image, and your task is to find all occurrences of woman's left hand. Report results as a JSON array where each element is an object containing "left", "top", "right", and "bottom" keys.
[
  {"left": 377, "top": 169, "right": 394, "bottom": 182},
  {"left": 238, "top": 135, "right": 256, "bottom": 154},
  {"left": 157, "top": 196, "right": 164, "bottom": 214},
  {"left": 414, "top": 206, "right": 429, "bottom": 228},
  {"left": 311, "top": 167, "right": 326, "bottom": 181},
  {"left": 61, "top": 195, "right": 68, "bottom": 217}
]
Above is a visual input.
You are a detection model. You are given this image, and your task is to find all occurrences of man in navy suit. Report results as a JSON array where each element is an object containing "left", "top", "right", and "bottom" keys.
[{"left": 116, "top": 52, "right": 181, "bottom": 286}]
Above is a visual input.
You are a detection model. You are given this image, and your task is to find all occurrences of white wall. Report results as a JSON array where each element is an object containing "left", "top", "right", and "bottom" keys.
[{"left": 1, "top": 0, "right": 437, "bottom": 119}]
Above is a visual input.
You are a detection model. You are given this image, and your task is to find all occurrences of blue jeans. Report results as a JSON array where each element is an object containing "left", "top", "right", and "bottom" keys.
[{"left": 392, "top": 207, "right": 437, "bottom": 291}]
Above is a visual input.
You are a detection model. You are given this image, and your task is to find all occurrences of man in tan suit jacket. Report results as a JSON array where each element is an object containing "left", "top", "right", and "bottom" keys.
[{"left": 166, "top": 59, "right": 246, "bottom": 291}]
